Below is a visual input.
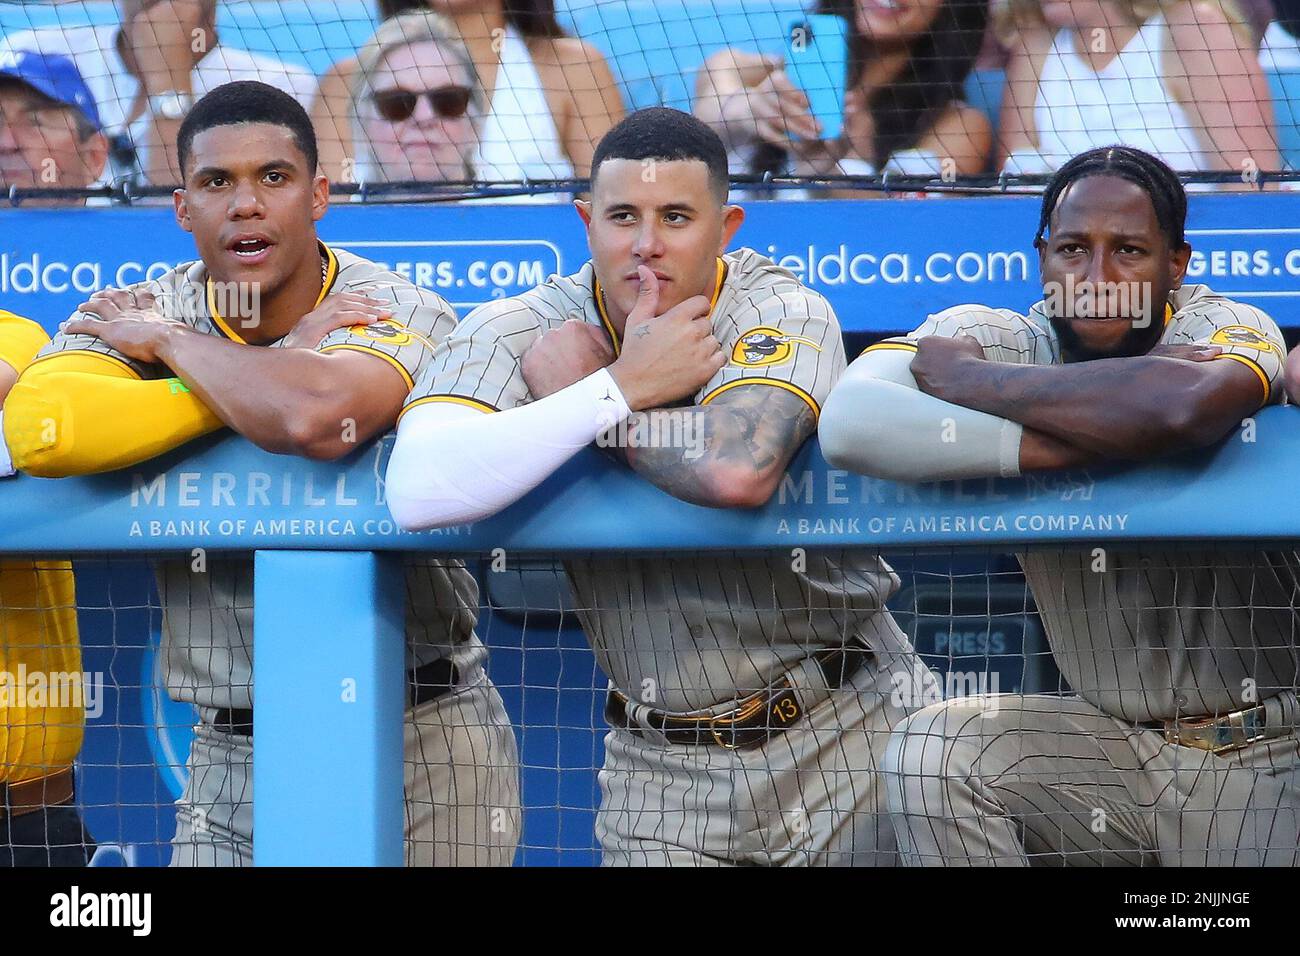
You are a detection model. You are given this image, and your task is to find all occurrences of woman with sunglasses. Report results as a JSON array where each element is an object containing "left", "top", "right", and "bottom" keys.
[
  {"left": 313, "top": 0, "right": 624, "bottom": 194},
  {"left": 349, "top": 13, "right": 485, "bottom": 186}
]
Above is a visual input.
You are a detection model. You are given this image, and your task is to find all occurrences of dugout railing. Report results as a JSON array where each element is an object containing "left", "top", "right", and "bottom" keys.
[{"left": 1, "top": 406, "right": 1297, "bottom": 865}]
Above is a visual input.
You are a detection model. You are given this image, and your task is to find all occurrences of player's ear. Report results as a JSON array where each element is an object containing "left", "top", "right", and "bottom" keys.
[
  {"left": 84, "top": 131, "right": 109, "bottom": 183},
  {"left": 311, "top": 173, "right": 329, "bottom": 222},
  {"left": 1034, "top": 236, "right": 1047, "bottom": 274},
  {"left": 174, "top": 188, "right": 192, "bottom": 233},
  {"left": 1168, "top": 240, "right": 1191, "bottom": 289},
  {"left": 719, "top": 204, "right": 744, "bottom": 252},
  {"left": 573, "top": 199, "right": 592, "bottom": 229}
]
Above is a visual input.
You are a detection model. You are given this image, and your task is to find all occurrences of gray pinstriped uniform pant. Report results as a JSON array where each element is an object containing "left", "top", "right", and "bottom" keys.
[
  {"left": 597, "top": 642, "right": 932, "bottom": 866},
  {"left": 884, "top": 692, "right": 1300, "bottom": 866}
]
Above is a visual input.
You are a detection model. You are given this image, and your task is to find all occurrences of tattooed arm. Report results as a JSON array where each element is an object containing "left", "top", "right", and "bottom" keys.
[
  {"left": 619, "top": 385, "right": 816, "bottom": 509},
  {"left": 909, "top": 335, "right": 1265, "bottom": 460}
]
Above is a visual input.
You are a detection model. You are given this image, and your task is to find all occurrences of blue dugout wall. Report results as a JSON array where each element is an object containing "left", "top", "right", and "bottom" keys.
[{"left": 2, "top": 403, "right": 1300, "bottom": 864}]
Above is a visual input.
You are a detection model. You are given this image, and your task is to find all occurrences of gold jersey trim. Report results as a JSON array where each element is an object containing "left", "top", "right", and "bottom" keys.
[
  {"left": 700, "top": 377, "right": 820, "bottom": 419},
  {"left": 207, "top": 241, "right": 339, "bottom": 344},
  {"left": 399, "top": 394, "right": 498, "bottom": 421}
]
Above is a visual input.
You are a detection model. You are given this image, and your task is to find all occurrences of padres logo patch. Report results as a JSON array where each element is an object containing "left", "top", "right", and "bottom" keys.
[
  {"left": 732, "top": 327, "right": 822, "bottom": 367},
  {"left": 348, "top": 320, "right": 413, "bottom": 347},
  {"left": 1208, "top": 325, "right": 1282, "bottom": 355}
]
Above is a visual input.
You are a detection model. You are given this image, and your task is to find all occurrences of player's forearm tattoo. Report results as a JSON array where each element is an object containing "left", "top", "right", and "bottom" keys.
[{"left": 622, "top": 386, "right": 816, "bottom": 506}]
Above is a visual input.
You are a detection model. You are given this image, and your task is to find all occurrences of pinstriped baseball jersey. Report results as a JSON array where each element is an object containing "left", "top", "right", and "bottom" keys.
[
  {"left": 867, "top": 284, "right": 1287, "bottom": 400},
  {"left": 36, "top": 243, "right": 483, "bottom": 711},
  {"left": 36, "top": 243, "right": 446, "bottom": 390},
  {"left": 405, "top": 247, "right": 905, "bottom": 713},
  {"left": 403, "top": 247, "right": 843, "bottom": 419},
  {"left": 870, "top": 285, "right": 1299, "bottom": 723}
]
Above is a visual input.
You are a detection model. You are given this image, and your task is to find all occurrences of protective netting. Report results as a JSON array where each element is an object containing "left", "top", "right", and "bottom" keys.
[
  {"left": 0, "top": 0, "right": 1298, "bottom": 203},
  {"left": 4, "top": 545, "right": 1297, "bottom": 866}
]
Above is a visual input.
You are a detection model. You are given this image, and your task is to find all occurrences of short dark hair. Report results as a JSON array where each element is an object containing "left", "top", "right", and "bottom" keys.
[
  {"left": 1036, "top": 146, "right": 1188, "bottom": 249},
  {"left": 590, "top": 107, "right": 729, "bottom": 201},
  {"left": 177, "top": 81, "right": 319, "bottom": 178}
]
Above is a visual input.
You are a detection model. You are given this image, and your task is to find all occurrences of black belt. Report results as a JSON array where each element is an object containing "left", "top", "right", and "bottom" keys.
[
  {"left": 211, "top": 657, "right": 461, "bottom": 738},
  {"left": 605, "top": 643, "right": 873, "bottom": 751}
]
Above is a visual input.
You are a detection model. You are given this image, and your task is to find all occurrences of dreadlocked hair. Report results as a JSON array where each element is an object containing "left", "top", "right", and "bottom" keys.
[{"left": 1035, "top": 146, "right": 1187, "bottom": 248}]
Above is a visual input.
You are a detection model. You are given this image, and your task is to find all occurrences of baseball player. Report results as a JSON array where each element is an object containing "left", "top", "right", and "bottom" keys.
[
  {"left": 820, "top": 145, "right": 1300, "bottom": 866},
  {"left": 4, "top": 81, "right": 520, "bottom": 866},
  {"left": 386, "top": 107, "right": 930, "bottom": 866},
  {"left": 0, "top": 309, "right": 91, "bottom": 866}
]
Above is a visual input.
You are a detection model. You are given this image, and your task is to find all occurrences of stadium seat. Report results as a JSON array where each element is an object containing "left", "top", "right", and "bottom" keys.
[
  {"left": 0, "top": 1, "right": 121, "bottom": 40},
  {"left": 1267, "top": 69, "right": 1300, "bottom": 171},
  {"left": 215, "top": 0, "right": 377, "bottom": 75},
  {"left": 0, "top": 1, "right": 377, "bottom": 76}
]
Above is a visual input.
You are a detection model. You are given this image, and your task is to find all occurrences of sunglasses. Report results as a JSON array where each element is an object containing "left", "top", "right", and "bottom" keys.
[{"left": 371, "top": 85, "right": 473, "bottom": 122}]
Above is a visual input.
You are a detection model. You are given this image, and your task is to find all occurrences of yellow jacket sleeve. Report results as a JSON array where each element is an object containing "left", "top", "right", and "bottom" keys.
[
  {"left": 0, "top": 311, "right": 50, "bottom": 376},
  {"left": 4, "top": 350, "right": 225, "bottom": 477}
]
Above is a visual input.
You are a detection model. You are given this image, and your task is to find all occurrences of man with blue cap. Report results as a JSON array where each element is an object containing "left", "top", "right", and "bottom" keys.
[{"left": 0, "top": 48, "right": 107, "bottom": 203}]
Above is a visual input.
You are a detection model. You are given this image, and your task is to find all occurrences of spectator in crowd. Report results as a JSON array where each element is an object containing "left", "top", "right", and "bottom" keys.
[
  {"left": 0, "top": 1, "right": 316, "bottom": 186},
  {"left": 347, "top": 13, "right": 485, "bottom": 187},
  {"left": 0, "top": 50, "right": 108, "bottom": 203},
  {"left": 996, "top": 0, "right": 1280, "bottom": 180},
  {"left": 693, "top": 0, "right": 992, "bottom": 187},
  {"left": 311, "top": 0, "right": 623, "bottom": 191}
]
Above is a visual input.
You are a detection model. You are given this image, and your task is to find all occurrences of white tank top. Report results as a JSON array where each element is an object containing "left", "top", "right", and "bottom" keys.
[
  {"left": 1032, "top": 13, "right": 1211, "bottom": 172},
  {"left": 473, "top": 25, "right": 574, "bottom": 185}
]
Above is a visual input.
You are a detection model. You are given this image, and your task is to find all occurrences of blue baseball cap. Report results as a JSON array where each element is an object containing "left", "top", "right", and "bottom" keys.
[{"left": 0, "top": 49, "right": 102, "bottom": 130}]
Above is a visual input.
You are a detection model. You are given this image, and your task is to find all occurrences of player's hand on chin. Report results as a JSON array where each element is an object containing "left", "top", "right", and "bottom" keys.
[
  {"left": 521, "top": 318, "right": 616, "bottom": 399},
  {"left": 910, "top": 334, "right": 985, "bottom": 400},
  {"left": 64, "top": 288, "right": 187, "bottom": 364},
  {"left": 607, "top": 266, "right": 726, "bottom": 411}
]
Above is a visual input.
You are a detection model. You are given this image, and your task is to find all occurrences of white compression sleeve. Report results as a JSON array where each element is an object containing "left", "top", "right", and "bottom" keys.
[
  {"left": 819, "top": 347, "right": 1023, "bottom": 481},
  {"left": 385, "top": 367, "right": 632, "bottom": 530}
]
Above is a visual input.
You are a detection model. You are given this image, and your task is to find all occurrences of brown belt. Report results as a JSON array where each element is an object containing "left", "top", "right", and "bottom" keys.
[
  {"left": 606, "top": 643, "right": 873, "bottom": 751},
  {"left": 0, "top": 767, "right": 75, "bottom": 820}
]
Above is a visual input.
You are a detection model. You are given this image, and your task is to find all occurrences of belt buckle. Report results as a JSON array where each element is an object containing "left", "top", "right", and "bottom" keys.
[
  {"left": 708, "top": 710, "right": 741, "bottom": 750},
  {"left": 707, "top": 683, "right": 798, "bottom": 750},
  {"left": 1164, "top": 705, "right": 1268, "bottom": 755}
]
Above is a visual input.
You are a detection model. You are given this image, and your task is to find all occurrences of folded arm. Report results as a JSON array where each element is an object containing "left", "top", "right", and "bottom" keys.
[
  {"left": 913, "top": 340, "right": 1267, "bottom": 459},
  {"left": 616, "top": 383, "right": 817, "bottom": 508},
  {"left": 385, "top": 368, "right": 632, "bottom": 530},
  {"left": 150, "top": 325, "right": 410, "bottom": 461},
  {"left": 819, "top": 345, "right": 1096, "bottom": 481}
]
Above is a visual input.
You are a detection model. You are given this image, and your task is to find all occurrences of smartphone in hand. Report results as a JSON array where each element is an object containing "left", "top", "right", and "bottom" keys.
[{"left": 783, "top": 14, "right": 850, "bottom": 141}]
